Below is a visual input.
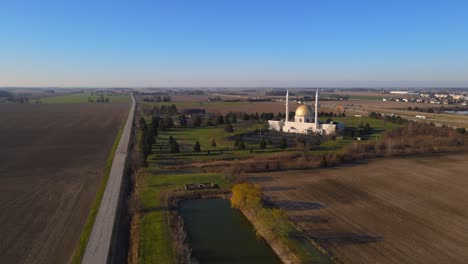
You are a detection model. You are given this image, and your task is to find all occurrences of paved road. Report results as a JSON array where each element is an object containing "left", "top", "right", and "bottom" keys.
[{"left": 82, "top": 93, "right": 135, "bottom": 264}]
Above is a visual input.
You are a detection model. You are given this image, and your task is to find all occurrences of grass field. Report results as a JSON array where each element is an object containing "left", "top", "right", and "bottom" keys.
[
  {"left": 0, "top": 103, "right": 128, "bottom": 264},
  {"left": 138, "top": 170, "right": 229, "bottom": 264},
  {"left": 138, "top": 95, "right": 285, "bottom": 114},
  {"left": 41, "top": 92, "right": 130, "bottom": 104},
  {"left": 249, "top": 153, "right": 468, "bottom": 264}
]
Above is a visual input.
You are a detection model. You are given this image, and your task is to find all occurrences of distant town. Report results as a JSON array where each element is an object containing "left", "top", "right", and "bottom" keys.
[{"left": 382, "top": 90, "right": 468, "bottom": 106}]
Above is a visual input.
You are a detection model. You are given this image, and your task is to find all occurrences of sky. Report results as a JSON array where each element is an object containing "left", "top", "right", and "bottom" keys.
[{"left": 1, "top": 0, "right": 468, "bottom": 88}]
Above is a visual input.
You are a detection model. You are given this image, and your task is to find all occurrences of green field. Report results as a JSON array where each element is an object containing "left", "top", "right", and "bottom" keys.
[
  {"left": 138, "top": 171, "right": 229, "bottom": 264},
  {"left": 40, "top": 93, "right": 130, "bottom": 104}
]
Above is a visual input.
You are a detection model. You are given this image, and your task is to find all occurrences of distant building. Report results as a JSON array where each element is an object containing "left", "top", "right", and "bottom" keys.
[{"left": 268, "top": 90, "right": 344, "bottom": 135}]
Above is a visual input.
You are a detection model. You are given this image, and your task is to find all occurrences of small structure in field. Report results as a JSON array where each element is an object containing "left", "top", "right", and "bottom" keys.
[{"left": 184, "top": 182, "right": 219, "bottom": 191}]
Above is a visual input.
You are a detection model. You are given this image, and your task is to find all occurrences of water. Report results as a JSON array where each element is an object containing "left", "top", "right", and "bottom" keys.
[
  {"left": 179, "top": 199, "right": 281, "bottom": 264},
  {"left": 445, "top": 110, "right": 468, "bottom": 115}
]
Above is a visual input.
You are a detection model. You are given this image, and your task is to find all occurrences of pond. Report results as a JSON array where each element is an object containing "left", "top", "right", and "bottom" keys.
[
  {"left": 444, "top": 110, "right": 468, "bottom": 115},
  {"left": 179, "top": 199, "right": 282, "bottom": 264}
]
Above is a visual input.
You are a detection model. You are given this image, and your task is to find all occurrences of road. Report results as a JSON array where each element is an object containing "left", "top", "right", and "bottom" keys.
[{"left": 82, "top": 93, "right": 135, "bottom": 264}]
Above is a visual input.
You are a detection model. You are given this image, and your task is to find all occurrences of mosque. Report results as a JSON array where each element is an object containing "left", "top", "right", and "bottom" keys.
[{"left": 268, "top": 90, "right": 344, "bottom": 135}]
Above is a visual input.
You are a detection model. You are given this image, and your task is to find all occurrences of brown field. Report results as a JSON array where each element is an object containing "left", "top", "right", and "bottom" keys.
[
  {"left": 249, "top": 153, "right": 468, "bottom": 264},
  {"left": 0, "top": 103, "right": 128, "bottom": 264}
]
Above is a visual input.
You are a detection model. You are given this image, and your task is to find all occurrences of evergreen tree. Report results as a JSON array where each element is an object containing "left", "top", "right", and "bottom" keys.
[
  {"left": 170, "top": 140, "right": 180, "bottom": 153},
  {"left": 205, "top": 117, "right": 214, "bottom": 126},
  {"left": 238, "top": 139, "right": 246, "bottom": 150},
  {"left": 259, "top": 138, "right": 267, "bottom": 149},
  {"left": 179, "top": 115, "right": 187, "bottom": 127},
  {"left": 163, "top": 116, "right": 174, "bottom": 128},
  {"left": 216, "top": 114, "right": 225, "bottom": 125},
  {"left": 139, "top": 117, "right": 147, "bottom": 130},
  {"left": 193, "top": 141, "right": 201, "bottom": 152},
  {"left": 231, "top": 113, "right": 237, "bottom": 123},
  {"left": 193, "top": 115, "right": 202, "bottom": 127},
  {"left": 279, "top": 137, "right": 288, "bottom": 149},
  {"left": 211, "top": 138, "right": 217, "bottom": 147},
  {"left": 364, "top": 122, "right": 372, "bottom": 132}
]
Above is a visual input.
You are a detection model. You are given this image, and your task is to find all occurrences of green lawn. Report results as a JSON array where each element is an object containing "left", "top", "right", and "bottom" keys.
[
  {"left": 138, "top": 171, "right": 229, "bottom": 264},
  {"left": 40, "top": 92, "right": 130, "bottom": 104},
  {"left": 315, "top": 116, "right": 403, "bottom": 153}
]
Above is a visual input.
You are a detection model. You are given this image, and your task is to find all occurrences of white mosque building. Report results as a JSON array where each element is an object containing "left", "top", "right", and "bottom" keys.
[{"left": 268, "top": 90, "right": 344, "bottom": 135}]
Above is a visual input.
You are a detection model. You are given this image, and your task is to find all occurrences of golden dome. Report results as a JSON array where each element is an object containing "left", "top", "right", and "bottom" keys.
[{"left": 295, "top": 105, "right": 314, "bottom": 116}]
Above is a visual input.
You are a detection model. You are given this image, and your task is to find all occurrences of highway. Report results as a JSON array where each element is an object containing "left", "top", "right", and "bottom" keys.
[{"left": 82, "top": 93, "right": 135, "bottom": 264}]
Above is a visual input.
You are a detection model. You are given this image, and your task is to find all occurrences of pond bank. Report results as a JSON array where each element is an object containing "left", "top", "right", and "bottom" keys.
[{"left": 168, "top": 189, "right": 333, "bottom": 264}]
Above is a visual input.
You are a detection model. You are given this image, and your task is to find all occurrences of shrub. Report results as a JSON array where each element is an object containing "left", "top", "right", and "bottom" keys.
[{"left": 231, "top": 183, "right": 262, "bottom": 212}]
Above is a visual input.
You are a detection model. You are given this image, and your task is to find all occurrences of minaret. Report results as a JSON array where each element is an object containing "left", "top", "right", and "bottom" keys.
[
  {"left": 315, "top": 89, "right": 319, "bottom": 130},
  {"left": 285, "top": 90, "right": 289, "bottom": 122}
]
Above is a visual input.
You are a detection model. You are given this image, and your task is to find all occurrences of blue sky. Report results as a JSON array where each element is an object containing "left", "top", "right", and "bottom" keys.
[{"left": 1, "top": 0, "right": 468, "bottom": 87}]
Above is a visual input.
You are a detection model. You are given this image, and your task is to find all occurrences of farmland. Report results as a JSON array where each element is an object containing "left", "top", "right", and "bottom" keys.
[
  {"left": 41, "top": 92, "right": 130, "bottom": 104},
  {"left": 134, "top": 91, "right": 468, "bottom": 264},
  {"left": 0, "top": 102, "right": 129, "bottom": 264},
  {"left": 249, "top": 153, "right": 468, "bottom": 264}
]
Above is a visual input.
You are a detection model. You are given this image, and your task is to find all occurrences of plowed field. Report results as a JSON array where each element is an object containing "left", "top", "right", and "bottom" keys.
[
  {"left": 249, "top": 154, "right": 468, "bottom": 264},
  {"left": 0, "top": 103, "right": 128, "bottom": 264}
]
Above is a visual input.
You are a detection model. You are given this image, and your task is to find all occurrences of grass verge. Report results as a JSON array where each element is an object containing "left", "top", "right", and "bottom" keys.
[
  {"left": 69, "top": 124, "right": 125, "bottom": 264},
  {"left": 232, "top": 183, "right": 332, "bottom": 264}
]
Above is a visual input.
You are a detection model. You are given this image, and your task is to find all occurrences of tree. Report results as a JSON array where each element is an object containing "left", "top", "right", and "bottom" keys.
[
  {"left": 238, "top": 139, "right": 246, "bottom": 150},
  {"left": 216, "top": 114, "right": 225, "bottom": 125},
  {"left": 205, "top": 117, "right": 214, "bottom": 126},
  {"left": 364, "top": 122, "right": 372, "bottom": 132},
  {"left": 231, "top": 113, "right": 237, "bottom": 123},
  {"left": 319, "top": 155, "right": 328, "bottom": 167},
  {"left": 139, "top": 117, "right": 147, "bottom": 130},
  {"left": 179, "top": 115, "right": 187, "bottom": 127},
  {"left": 279, "top": 137, "right": 287, "bottom": 149},
  {"left": 211, "top": 138, "right": 217, "bottom": 147},
  {"left": 169, "top": 136, "right": 175, "bottom": 145},
  {"left": 163, "top": 116, "right": 174, "bottom": 128},
  {"left": 192, "top": 115, "right": 202, "bottom": 127},
  {"left": 225, "top": 123, "right": 234, "bottom": 133},
  {"left": 170, "top": 104, "right": 177, "bottom": 114},
  {"left": 150, "top": 117, "right": 159, "bottom": 135},
  {"left": 259, "top": 138, "right": 267, "bottom": 149},
  {"left": 170, "top": 140, "right": 180, "bottom": 153},
  {"left": 295, "top": 136, "right": 307, "bottom": 149},
  {"left": 193, "top": 141, "right": 201, "bottom": 152}
]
